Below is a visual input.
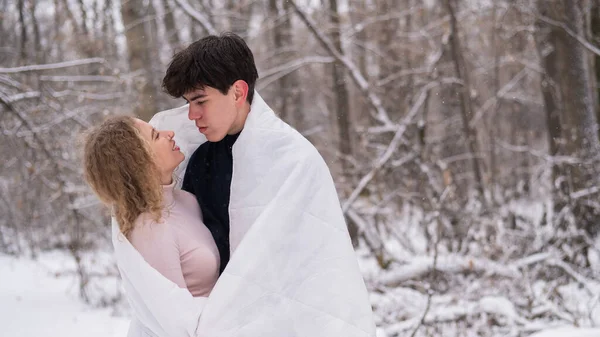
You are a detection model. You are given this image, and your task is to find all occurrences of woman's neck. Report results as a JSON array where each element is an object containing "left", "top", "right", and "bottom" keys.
[{"left": 161, "top": 172, "right": 173, "bottom": 185}]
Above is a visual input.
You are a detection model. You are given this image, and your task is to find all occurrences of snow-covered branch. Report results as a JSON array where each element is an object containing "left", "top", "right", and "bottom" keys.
[
  {"left": 4, "top": 91, "right": 41, "bottom": 103},
  {"left": 258, "top": 56, "right": 334, "bottom": 79},
  {"left": 174, "top": 0, "right": 218, "bottom": 35},
  {"left": 546, "top": 259, "right": 598, "bottom": 296},
  {"left": 380, "top": 255, "right": 521, "bottom": 287},
  {"left": 386, "top": 296, "right": 528, "bottom": 335},
  {"left": 289, "top": 0, "right": 393, "bottom": 126},
  {"left": 534, "top": 12, "right": 600, "bottom": 57},
  {"left": 342, "top": 78, "right": 460, "bottom": 213},
  {"left": 0, "top": 58, "right": 106, "bottom": 74},
  {"left": 257, "top": 56, "right": 335, "bottom": 90},
  {"left": 39, "top": 75, "right": 120, "bottom": 82},
  {"left": 470, "top": 67, "right": 529, "bottom": 127}
]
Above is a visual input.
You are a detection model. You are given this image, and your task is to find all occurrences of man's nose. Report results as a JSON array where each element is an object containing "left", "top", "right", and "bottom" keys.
[{"left": 188, "top": 106, "right": 202, "bottom": 120}]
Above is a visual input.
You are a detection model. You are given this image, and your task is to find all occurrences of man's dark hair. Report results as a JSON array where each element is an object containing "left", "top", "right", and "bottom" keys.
[{"left": 162, "top": 32, "right": 259, "bottom": 104}]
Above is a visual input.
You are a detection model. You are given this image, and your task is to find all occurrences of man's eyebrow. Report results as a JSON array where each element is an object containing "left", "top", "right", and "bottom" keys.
[{"left": 185, "top": 93, "right": 207, "bottom": 103}]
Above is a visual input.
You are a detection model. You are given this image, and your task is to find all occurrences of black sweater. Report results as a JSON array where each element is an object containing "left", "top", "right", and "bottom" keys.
[{"left": 181, "top": 133, "right": 240, "bottom": 274}]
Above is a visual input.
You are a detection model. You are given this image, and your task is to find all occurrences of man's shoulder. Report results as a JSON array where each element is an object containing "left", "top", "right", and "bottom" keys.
[{"left": 261, "top": 122, "right": 324, "bottom": 166}]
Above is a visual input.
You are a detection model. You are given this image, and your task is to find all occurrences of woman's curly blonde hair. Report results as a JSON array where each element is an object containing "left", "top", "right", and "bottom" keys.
[{"left": 83, "top": 116, "right": 163, "bottom": 237}]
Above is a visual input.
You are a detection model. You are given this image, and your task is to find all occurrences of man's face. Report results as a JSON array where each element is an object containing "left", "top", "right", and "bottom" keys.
[{"left": 183, "top": 86, "right": 240, "bottom": 142}]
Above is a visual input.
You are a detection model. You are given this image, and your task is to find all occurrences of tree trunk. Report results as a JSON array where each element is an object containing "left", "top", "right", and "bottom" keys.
[
  {"left": 226, "top": 0, "right": 252, "bottom": 37},
  {"left": 562, "top": 0, "right": 600, "bottom": 235},
  {"left": 535, "top": 0, "right": 600, "bottom": 237},
  {"left": 348, "top": 0, "right": 370, "bottom": 131},
  {"left": 77, "top": 0, "right": 89, "bottom": 36},
  {"left": 488, "top": 3, "right": 500, "bottom": 202},
  {"left": 281, "top": 0, "right": 305, "bottom": 132},
  {"left": 268, "top": 0, "right": 304, "bottom": 130},
  {"left": 121, "top": 0, "right": 159, "bottom": 121},
  {"left": 60, "top": 0, "right": 80, "bottom": 36},
  {"left": 329, "top": 0, "right": 353, "bottom": 174},
  {"left": 268, "top": 0, "right": 287, "bottom": 121},
  {"left": 444, "top": 0, "right": 486, "bottom": 201},
  {"left": 18, "top": 0, "right": 27, "bottom": 65},
  {"left": 589, "top": 1, "right": 600, "bottom": 139},
  {"left": 162, "top": 0, "right": 181, "bottom": 53},
  {"left": 53, "top": 0, "right": 64, "bottom": 59},
  {"left": 101, "top": 0, "right": 115, "bottom": 57},
  {"left": 27, "top": 0, "right": 41, "bottom": 63}
]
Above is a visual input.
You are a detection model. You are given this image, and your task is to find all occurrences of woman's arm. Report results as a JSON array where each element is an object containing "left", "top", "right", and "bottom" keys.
[
  {"left": 115, "top": 219, "right": 206, "bottom": 337},
  {"left": 129, "top": 220, "right": 187, "bottom": 289}
]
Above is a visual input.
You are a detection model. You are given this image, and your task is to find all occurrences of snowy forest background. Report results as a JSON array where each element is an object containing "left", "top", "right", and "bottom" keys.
[{"left": 2, "top": 0, "right": 600, "bottom": 336}]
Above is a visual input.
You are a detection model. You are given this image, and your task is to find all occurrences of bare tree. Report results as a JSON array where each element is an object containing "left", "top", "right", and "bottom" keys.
[
  {"left": 267, "top": 0, "right": 304, "bottom": 130},
  {"left": 17, "top": 0, "right": 27, "bottom": 64},
  {"left": 444, "top": 0, "right": 486, "bottom": 201},
  {"left": 162, "top": 0, "right": 182, "bottom": 53},
  {"left": 121, "top": 0, "right": 160, "bottom": 121},
  {"left": 226, "top": 0, "right": 253, "bottom": 37},
  {"left": 536, "top": 0, "right": 600, "bottom": 238},
  {"left": 328, "top": 0, "right": 353, "bottom": 175}
]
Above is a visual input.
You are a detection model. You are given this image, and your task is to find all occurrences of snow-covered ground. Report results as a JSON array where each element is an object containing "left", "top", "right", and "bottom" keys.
[
  {"left": 0, "top": 254, "right": 129, "bottom": 337},
  {"left": 2, "top": 251, "right": 599, "bottom": 337}
]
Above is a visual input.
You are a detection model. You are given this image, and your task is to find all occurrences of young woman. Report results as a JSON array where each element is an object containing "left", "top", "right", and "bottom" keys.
[{"left": 83, "top": 116, "right": 219, "bottom": 336}]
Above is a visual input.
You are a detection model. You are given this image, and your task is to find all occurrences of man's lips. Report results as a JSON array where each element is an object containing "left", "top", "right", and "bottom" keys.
[{"left": 198, "top": 126, "right": 208, "bottom": 133}]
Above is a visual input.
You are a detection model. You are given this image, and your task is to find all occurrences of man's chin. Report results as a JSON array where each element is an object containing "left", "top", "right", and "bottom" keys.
[{"left": 205, "top": 134, "right": 225, "bottom": 142}]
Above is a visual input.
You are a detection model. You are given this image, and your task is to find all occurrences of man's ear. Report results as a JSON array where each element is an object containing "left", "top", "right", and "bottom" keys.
[{"left": 232, "top": 80, "right": 249, "bottom": 106}]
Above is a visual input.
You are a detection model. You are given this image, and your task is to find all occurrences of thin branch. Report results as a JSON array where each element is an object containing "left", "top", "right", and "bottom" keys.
[
  {"left": 349, "top": 6, "right": 422, "bottom": 36},
  {"left": 469, "top": 67, "right": 529, "bottom": 127},
  {"left": 259, "top": 56, "right": 335, "bottom": 79},
  {"left": 342, "top": 78, "right": 460, "bottom": 213},
  {"left": 381, "top": 254, "right": 520, "bottom": 287},
  {"left": 174, "top": 0, "right": 218, "bottom": 35},
  {"left": 257, "top": 56, "right": 335, "bottom": 90},
  {"left": 547, "top": 259, "right": 597, "bottom": 296},
  {"left": 571, "top": 186, "right": 600, "bottom": 200},
  {"left": 0, "top": 75, "right": 26, "bottom": 90},
  {"left": 534, "top": 12, "right": 600, "bottom": 57},
  {"left": 409, "top": 188, "right": 449, "bottom": 337},
  {"left": 0, "top": 58, "right": 106, "bottom": 74},
  {"left": 40, "top": 75, "right": 120, "bottom": 82},
  {"left": 289, "top": 0, "right": 393, "bottom": 126},
  {"left": 347, "top": 208, "right": 386, "bottom": 255},
  {"left": 4, "top": 91, "right": 41, "bottom": 103}
]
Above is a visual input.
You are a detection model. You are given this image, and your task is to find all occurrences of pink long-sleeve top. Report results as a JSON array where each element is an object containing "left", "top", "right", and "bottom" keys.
[{"left": 129, "top": 182, "right": 220, "bottom": 297}]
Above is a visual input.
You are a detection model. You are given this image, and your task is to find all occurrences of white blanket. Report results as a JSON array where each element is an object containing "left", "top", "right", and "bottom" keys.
[{"left": 113, "top": 92, "right": 376, "bottom": 337}]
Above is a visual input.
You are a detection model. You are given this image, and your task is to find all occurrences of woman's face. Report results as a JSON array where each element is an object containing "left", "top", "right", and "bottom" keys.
[{"left": 134, "top": 118, "right": 184, "bottom": 182}]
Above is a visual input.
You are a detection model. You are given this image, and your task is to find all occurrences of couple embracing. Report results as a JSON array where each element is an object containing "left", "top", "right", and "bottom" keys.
[{"left": 83, "top": 33, "right": 375, "bottom": 337}]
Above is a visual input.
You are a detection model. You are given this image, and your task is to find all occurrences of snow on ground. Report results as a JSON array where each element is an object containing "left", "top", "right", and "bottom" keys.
[
  {"left": 0, "top": 253, "right": 129, "bottom": 337},
  {"left": 2, "top": 250, "right": 599, "bottom": 337},
  {"left": 528, "top": 327, "right": 600, "bottom": 337}
]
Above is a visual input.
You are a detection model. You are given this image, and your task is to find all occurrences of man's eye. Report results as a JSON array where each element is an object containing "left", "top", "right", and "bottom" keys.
[{"left": 197, "top": 101, "right": 206, "bottom": 105}]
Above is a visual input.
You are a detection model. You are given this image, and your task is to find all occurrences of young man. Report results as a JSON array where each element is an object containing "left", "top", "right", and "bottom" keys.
[
  {"left": 161, "top": 33, "right": 259, "bottom": 274},
  {"left": 122, "top": 33, "right": 376, "bottom": 337}
]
